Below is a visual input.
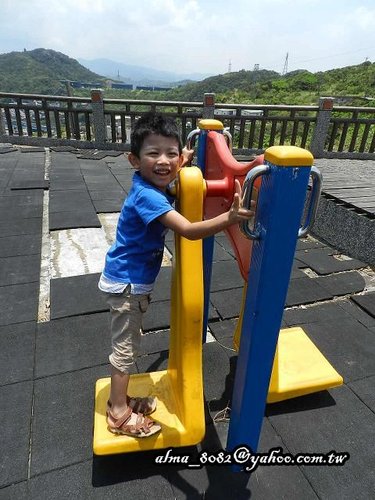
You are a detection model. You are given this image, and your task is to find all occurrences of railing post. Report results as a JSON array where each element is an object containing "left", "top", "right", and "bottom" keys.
[
  {"left": 203, "top": 93, "right": 215, "bottom": 119},
  {"left": 310, "top": 97, "right": 334, "bottom": 158},
  {"left": 91, "top": 89, "right": 106, "bottom": 147},
  {"left": 0, "top": 108, "right": 6, "bottom": 135}
]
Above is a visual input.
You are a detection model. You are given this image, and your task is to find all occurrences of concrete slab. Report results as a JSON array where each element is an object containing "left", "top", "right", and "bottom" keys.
[
  {"left": 0, "top": 381, "right": 33, "bottom": 488},
  {"left": 35, "top": 313, "right": 111, "bottom": 378},
  {"left": 0, "top": 322, "right": 35, "bottom": 385}
]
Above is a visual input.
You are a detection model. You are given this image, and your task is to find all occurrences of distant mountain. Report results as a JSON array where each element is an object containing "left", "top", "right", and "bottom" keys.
[
  {"left": 78, "top": 57, "right": 211, "bottom": 86},
  {"left": 0, "top": 48, "right": 106, "bottom": 94}
]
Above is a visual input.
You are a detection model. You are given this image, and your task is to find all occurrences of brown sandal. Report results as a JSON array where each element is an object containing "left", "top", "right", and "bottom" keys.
[
  {"left": 106, "top": 406, "right": 161, "bottom": 438},
  {"left": 107, "top": 396, "right": 157, "bottom": 416}
]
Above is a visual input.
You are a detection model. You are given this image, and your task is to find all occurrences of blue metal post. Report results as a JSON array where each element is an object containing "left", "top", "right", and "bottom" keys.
[
  {"left": 226, "top": 149, "right": 313, "bottom": 461},
  {"left": 196, "top": 128, "right": 214, "bottom": 343}
]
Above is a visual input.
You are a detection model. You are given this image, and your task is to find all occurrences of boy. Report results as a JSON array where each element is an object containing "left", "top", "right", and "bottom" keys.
[{"left": 99, "top": 114, "right": 254, "bottom": 438}]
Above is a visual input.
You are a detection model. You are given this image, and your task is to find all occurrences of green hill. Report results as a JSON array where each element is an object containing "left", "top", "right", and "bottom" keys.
[
  {"left": 1, "top": 48, "right": 375, "bottom": 106},
  {"left": 0, "top": 48, "right": 105, "bottom": 95}
]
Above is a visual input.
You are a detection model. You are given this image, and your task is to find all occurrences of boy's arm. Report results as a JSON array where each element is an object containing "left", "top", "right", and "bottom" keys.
[{"left": 158, "top": 180, "right": 254, "bottom": 240}]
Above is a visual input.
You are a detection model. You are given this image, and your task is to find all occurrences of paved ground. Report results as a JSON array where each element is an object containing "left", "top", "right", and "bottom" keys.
[{"left": 0, "top": 146, "right": 375, "bottom": 499}]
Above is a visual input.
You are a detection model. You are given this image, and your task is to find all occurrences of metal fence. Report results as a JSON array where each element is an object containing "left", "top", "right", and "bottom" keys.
[{"left": 1, "top": 91, "right": 375, "bottom": 158}]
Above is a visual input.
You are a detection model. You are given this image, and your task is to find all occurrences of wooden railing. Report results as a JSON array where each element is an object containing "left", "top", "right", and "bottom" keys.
[{"left": 1, "top": 91, "right": 375, "bottom": 158}]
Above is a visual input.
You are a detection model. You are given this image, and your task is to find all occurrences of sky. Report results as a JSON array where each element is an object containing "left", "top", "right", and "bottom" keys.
[{"left": 1, "top": 0, "right": 375, "bottom": 77}]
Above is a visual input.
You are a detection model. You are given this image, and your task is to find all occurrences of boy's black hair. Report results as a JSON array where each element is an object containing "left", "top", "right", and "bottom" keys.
[{"left": 130, "top": 113, "right": 182, "bottom": 157}]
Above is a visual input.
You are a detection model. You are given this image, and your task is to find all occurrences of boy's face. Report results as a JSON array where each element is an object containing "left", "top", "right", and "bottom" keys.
[{"left": 128, "top": 134, "right": 183, "bottom": 192}]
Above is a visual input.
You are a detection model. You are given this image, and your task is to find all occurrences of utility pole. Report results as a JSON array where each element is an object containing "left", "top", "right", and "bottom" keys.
[
  {"left": 228, "top": 60, "right": 232, "bottom": 73},
  {"left": 282, "top": 52, "right": 289, "bottom": 76}
]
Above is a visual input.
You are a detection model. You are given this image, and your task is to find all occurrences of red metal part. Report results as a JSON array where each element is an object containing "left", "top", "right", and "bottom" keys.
[{"left": 204, "top": 131, "right": 264, "bottom": 280}]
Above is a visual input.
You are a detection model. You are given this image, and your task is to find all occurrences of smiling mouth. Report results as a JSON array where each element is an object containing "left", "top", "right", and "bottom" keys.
[{"left": 154, "top": 169, "right": 171, "bottom": 176}]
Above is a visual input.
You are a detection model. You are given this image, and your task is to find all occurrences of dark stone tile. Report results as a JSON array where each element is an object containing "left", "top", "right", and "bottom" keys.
[
  {"left": 143, "top": 299, "right": 170, "bottom": 331},
  {"left": 286, "top": 277, "right": 332, "bottom": 306},
  {"left": 0, "top": 203, "right": 43, "bottom": 220},
  {"left": 295, "top": 247, "right": 366, "bottom": 275},
  {"left": 0, "top": 482, "right": 29, "bottom": 500},
  {"left": 315, "top": 271, "right": 366, "bottom": 296},
  {"left": 30, "top": 365, "right": 109, "bottom": 476},
  {"left": 152, "top": 266, "right": 172, "bottom": 302},
  {"left": 210, "top": 287, "right": 244, "bottom": 320},
  {"left": 92, "top": 199, "right": 124, "bottom": 213},
  {"left": 303, "top": 318, "right": 375, "bottom": 382},
  {"left": 0, "top": 254, "right": 40, "bottom": 286},
  {"left": 0, "top": 234, "right": 41, "bottom": 258},
  {"left": 49, "top": 210, "right": 101, "bottom": 230},
  {"left": 0, "top": 217, "right": 42, "bottom": 237},
  {"left": 338, "top": 298, "right": 375, "bottom": 328},
  {"left": 0, "top": 321, "right": 35, "bottom": 385},
  {"left": 203, "top": 342, "right": 235, "bottom": 406},
  {"left": 49, "top": 190, "right": 92, "bottom": 211},
  {"left": 136, "top": 350, "right": 169, "bottom": 374},
  {"left": 0, "top": 382, "right": 33, "bottom": 487},
  {"left": 0, "top": 282, "right": 39, "bottom": 326},
  {"left": 28, "top": 460, "right": 175, "bottom": 499},
  {"left": 209, "top": 318, "right": 238, "bottom": 341},
  {"left": 210, "top": 261, "right": 243, "bottom": 292},
  {"left": 139, "top": 329, "right": 170, "bottom": 356},
  {"left": 50, "top": 273, "right": 107, "bottom": 319},
  {"left": 268, "top": 385, "right": 375, "bottom": 498},
  {"left": 10, "top": 180, "right": 49, "bottom": 190},
  {"left": 88, "top": 189, "right": 126, "bottom": 201},
  {"left": 351, "top": 291, "right": 375, "bottom": 318},
  {"left": 49, "top": 179, "right": 87, "bottom": 191},
  {"left": 283, "top": 301, "right": 353, "bottom": 326},
  {"left": 348, "top": 375, "right": 375, "bottom": 412},
  {"left": 212, "top": 241, "right": 234, "bottom": 262},
  {"left": 35, "top": 313, "right": 111, "bottom": 378}
]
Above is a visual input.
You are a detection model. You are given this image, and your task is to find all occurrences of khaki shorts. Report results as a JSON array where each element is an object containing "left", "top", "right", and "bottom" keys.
[{"left": 104, "top": 285, "right": 151, "bottom": 373}]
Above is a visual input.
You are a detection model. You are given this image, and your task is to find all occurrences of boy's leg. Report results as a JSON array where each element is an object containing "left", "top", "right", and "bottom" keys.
[
  {"left": 106, "top": 289, "right": 152, "bottom": 415},
  {"left": 109, "top": 366, "right": 130, "bottom": 418}
]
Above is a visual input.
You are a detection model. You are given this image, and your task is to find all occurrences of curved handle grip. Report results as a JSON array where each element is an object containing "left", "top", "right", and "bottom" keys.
[
  {"left": 298, "top": 166, "right": 323, "bottom": 238},
  {"left": 240, "top": 165, "right": 270, "bottom": 240},
  {"left": 186, "top": 128, "right": 200, "bottom": 151},
  {"left": 223, "top": 128, "right": 233, "bottom": 152}
]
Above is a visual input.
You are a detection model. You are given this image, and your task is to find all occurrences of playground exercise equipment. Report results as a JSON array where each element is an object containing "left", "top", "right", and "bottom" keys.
[
  {"left": 191, "top": 120, "right": 342, "bottom": 456},
  {"left": 93, "top": 119, "right": 342, "bottom": 456},
  {"left": 93, "top": 166, "right": 206, "bottom": 455}
]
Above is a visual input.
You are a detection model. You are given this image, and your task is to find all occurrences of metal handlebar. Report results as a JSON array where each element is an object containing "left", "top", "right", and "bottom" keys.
[
  {"left": 240, "top": 165, "right": 270, "bottom": 240},
  {"left": 186, "top": 128, "right": 200, "bottom": 150},
  {"left": 298, "top": 166, "right": 322, "bottom": 238},
  {"left": 223, "top": 128, "right": 233, "bottom": 152}
]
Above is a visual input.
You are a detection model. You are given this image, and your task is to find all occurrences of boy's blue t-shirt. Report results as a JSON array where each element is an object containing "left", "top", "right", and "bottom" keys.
[{"left": 103, "top": 172, "right": 174, "bottom": 285}]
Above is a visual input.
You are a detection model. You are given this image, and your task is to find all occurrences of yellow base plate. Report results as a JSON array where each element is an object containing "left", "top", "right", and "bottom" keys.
[
  {"left": 267, "top": 327, "right": 343, "bottom": 403},
  {"left": 93, "top": 371, "right": 205, "bottom": 455}
]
